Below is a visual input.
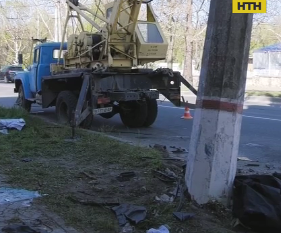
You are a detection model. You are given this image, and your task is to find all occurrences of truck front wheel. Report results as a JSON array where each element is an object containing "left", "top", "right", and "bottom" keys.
[
  {"left": 119, "top": 101, "right": 148, "bottom": 128},
  {"left": 56, "top": 91, "right": 77, "bottom": 125},
  {"left": 17, "top": 85, "right": 32, "bottom": 112},
  {"left": 56, "top": 91, "right": 93, "bottom": 129}
]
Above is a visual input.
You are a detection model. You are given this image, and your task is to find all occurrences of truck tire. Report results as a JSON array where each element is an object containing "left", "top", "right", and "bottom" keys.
[
  {"left": 56, "top": 91, "right": 93, "bottom": 129},
  {"left": 17, "top": 85, "right": 32, "bottom": 112},
  {"left": 56, "top": 91, "right": 77, "bottom": 125},
  {"left": 119, "top": 101, "right": 148, "bottom": 128},
  {"left": 143, "top": 99, "right": 158, "bottom": 127}
]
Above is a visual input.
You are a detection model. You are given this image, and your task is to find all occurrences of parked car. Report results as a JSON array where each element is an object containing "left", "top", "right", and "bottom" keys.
[{"left": 0, "top": 65, "right": 24, "bottom": 83}]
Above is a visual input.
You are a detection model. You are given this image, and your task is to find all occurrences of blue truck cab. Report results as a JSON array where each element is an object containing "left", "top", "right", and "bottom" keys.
[{"left": 14, "top": 42, "right": 67, "bottom": 111}]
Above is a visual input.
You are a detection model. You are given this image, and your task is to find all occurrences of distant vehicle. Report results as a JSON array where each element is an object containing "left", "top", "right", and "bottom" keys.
[{"left": 0, "top": 65, "right": 24, "bottom": 83}]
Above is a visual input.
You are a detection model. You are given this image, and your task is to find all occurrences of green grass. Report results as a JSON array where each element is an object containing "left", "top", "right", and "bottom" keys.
[
  {"left": 0, "top": 106, "right": 237, "bottom": 233},
  {"left": 246, "top": 91, "right": 281, "bottom": 98}
]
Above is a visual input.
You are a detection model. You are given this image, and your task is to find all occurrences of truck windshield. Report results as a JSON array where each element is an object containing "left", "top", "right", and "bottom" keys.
[{"left": 137, "top": 23, "right": 163, "bottom": 43}]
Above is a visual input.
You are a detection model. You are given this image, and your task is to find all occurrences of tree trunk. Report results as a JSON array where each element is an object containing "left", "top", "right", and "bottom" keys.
[
  {"left": 183, "top": 0, "right": 193, "bottom": 84},
  {"left": 166, "top": 0, "right": 175, "bottom": 69},
  {"left": 167, "top": 20, "right": 175, "bottom": 69}
]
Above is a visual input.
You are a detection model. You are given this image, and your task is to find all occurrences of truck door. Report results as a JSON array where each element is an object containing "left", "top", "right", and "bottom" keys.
[{"left": 29, "top": 48, "right": 40, "bottom": 94}]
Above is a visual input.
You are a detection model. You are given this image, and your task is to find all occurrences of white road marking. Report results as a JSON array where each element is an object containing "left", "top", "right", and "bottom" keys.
[
  {"left": 158, "top": 105, "right": 281, "bottom": 122},
  {"left": 242, "top": 115, "right": 281, "bottom": 122}
]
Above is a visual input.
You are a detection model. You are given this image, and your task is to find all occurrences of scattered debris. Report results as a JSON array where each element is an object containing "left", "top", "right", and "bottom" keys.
[
  {"left": 151, "top": 144, "right": 167, "bottom": 150},
  {"left": 0, "top": 128, "right": 8, "bottom": 134},
  {"left": 150, "top": 144, "right": 169, "bottom": 157},
  {"left": 173, "top": 212, "right": 195, "bottom": 222},
  {"left": 80, "top": 171, "right": 96, "bottom": 180},
  {"left": 21, "top": 158, "right": 32, "bottom": 163},
  {"left": 238, "top": 157, "right": 258, "bottom": 162},
  {"left": 152, "top": 170, "right": 176, "bottom": 183},
  {"left": 245, "top": 164, "right": 260, "bottom": 167},
  {"left": 2, "top": 224, "right": 48, "bottom": 233},
  {"left": 265, "top": 164, "right": 275, "bottom": 170},
  {"left": 0, "top": 187, "right": 41, "bottom": 205},
  {"left": 233, "top": 173, "right": 281, "bottom": 232},
  {"left": 116, "top": 172, "right": 136, "bottom": 182},
  {"left": 164, "top": 168, "right": 177, "bottom": 178},
  {"left": 171, "top": 148, "right": 188, "bottom": 154},
  {"left": 146, "top": 225, "right": 170, "bottom": 233},
  {"left": 112, "top": 204, "right": 147, "bottom": 226},
  {"left": 120, "top": 223, "right": 135, "bottom": 233},
  {"left": 0, "top": 118, "right": 25, "bottom": 133},
  {"left": 245, "top": 143, "right": 263, "bottom": 147},
  {"left": 155, "top": 194, "right": 174, "bottom": 203},
  {"left": 0, "top": 118, "right": 26, "bottom": 134}
]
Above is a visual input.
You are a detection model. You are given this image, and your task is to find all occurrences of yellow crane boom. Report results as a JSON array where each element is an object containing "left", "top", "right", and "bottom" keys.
[{"left": 57, "top": 0, "right": 168, "bottom": 71}]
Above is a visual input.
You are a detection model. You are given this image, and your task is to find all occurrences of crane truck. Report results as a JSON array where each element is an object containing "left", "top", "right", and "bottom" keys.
[{"left": 13, "top": 0, "right": 197, "bottom": 129}]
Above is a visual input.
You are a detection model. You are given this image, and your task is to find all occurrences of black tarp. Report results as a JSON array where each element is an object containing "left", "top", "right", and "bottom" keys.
[{"left": 232, "top": 173, "right": 281, "bottom": 233}]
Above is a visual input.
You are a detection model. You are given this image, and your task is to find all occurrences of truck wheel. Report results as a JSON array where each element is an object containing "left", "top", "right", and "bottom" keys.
[
  {"left": 17, "top": 85, "right": 31, "bottom": 112},
  {"left": 56, "top": 91, "right": 93, "bottom": 128},
  {"left": 119, "top": 101, "right": 148, "bottom": 128},
  {"left": 143, "top": 99, "right": 158, "bottom": 127},
  {"left": 56, "top": 91, "right": 77, "bottom": 125}
]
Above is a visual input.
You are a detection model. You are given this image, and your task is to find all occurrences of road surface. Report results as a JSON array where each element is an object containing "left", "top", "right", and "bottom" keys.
[{"left": 1, "top": 81, "right": 281, "bottom": 174}]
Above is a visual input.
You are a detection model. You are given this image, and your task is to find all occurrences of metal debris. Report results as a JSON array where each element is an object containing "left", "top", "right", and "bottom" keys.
[
  {"left": 155, "top": 194, "right": 174, "bottom": 203},
  {"left": 152, "top": 170, "right": 176, "bottom": 183},
  {"left": 112, "top": 204, "right": 147, "bottom": 227}
]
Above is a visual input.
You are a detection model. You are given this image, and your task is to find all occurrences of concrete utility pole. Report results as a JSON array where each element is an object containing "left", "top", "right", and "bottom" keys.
[{"left": 185, "top": 0, "right": 253, "bottom": 205}]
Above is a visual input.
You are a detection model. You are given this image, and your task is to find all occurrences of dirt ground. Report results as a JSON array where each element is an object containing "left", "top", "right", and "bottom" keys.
[{"left": 0, "top": 107, "right": 254, "bottom": 233}]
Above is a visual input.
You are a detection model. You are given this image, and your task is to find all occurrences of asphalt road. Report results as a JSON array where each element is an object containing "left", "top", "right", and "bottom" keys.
[{"left": 1, "top": 81, "right": 281, "bottom": 173}]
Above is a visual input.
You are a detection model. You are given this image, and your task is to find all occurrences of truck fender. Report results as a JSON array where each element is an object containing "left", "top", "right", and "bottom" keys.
[{"left": 14, "top": 73, "right": 32, "bottom": 99}]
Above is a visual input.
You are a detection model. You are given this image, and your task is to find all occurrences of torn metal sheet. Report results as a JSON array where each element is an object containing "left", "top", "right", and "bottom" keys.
[
  {"left": 0, "top": 187, "right": 41, "bottom": 205},
  {"left": 112, "top": 204, "right": 147, "bottom": 226},
  {"left": 0, "top": 118, "right": 26, "bottom": 134}
]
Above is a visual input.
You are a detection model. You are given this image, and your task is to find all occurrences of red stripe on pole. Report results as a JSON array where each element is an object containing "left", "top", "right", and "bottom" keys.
[{"left": 196, "top": 99, "right": 243, "bottom": 114}]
